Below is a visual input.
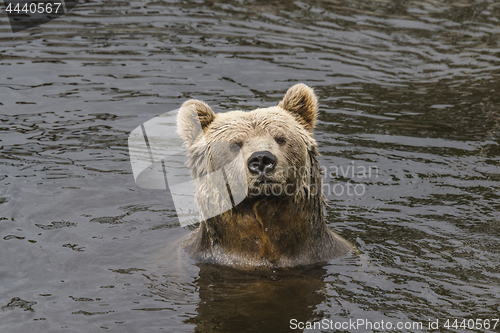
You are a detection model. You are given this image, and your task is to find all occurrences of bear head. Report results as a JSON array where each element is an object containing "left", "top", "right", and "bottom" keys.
[{"left": 177, "top": 83, "right": 321, "bottom": 210}]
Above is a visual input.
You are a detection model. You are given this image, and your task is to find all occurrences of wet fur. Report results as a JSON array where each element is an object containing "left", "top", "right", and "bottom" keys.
[{"left": 178, "top": 84, "right": 352, "bottom": 268}]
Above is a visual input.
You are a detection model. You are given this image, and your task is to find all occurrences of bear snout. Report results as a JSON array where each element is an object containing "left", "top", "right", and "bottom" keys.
[{"left": 247, "top": 151, "right": 277, "bottom": 176}]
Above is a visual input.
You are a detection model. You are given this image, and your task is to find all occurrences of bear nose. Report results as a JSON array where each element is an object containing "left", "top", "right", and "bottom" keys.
[{"left": 248, "top": 151, "right": 277, "bottom": 175}]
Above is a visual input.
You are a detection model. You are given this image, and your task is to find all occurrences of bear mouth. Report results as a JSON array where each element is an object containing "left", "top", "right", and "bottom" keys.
[
  {"left": 251, "top": 174, "right": 281, "bottom": 186},
  {"left": 248, "top": 175, "right": 288, "bottom": 197},
  {"left": 255, "top": 178, "right": 279, "bottom": 185}
]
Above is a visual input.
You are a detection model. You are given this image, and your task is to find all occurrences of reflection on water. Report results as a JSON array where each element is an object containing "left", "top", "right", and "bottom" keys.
[
  {"left": 181, "top": 265, "right": 328, "bottom": 333},
  {"left": 0, "top": 0, "right": 499, "bottom": 332}
]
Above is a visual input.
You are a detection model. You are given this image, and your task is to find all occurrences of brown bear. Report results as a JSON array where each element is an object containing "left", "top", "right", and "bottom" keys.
[{"left": 177, "top": 84, "right": 352, "bottom": 268}]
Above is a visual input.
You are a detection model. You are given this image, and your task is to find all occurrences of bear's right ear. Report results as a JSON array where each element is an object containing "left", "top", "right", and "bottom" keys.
[
  {"left": 177, "top": 99, "right": 215, "bottom": 146},
  {"left": 278, "top": 84, "right": 318, "bottom": 131}
]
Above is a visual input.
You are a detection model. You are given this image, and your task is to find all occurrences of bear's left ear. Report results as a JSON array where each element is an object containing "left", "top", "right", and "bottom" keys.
[
  {"left": 177, "top": 99, "right": 216, "bottom": 146},
  {"left": 278, "top": 84, "right": 318, "bottom": 131}
]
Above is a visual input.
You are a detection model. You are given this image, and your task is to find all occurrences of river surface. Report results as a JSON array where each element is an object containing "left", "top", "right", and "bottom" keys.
[{"left": 1, "top": 1, "right": 499, "bottom": 332}]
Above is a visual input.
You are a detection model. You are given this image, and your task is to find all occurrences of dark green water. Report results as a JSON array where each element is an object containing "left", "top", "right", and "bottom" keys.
[{"left": 1, "top": 1, "right": 499, "bottom": 332}]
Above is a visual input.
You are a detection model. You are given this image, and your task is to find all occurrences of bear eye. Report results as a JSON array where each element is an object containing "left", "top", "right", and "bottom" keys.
[
  {"left": 230, "top": 142, "right": 243, "bottom": 152},
  {"left": 275, "top": 137, "right": 286, "bottom": 146}
]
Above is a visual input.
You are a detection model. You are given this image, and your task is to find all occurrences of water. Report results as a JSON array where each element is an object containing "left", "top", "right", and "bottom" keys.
[{"left": 1, "top": 0, "right": 499, "bottom": 332}]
